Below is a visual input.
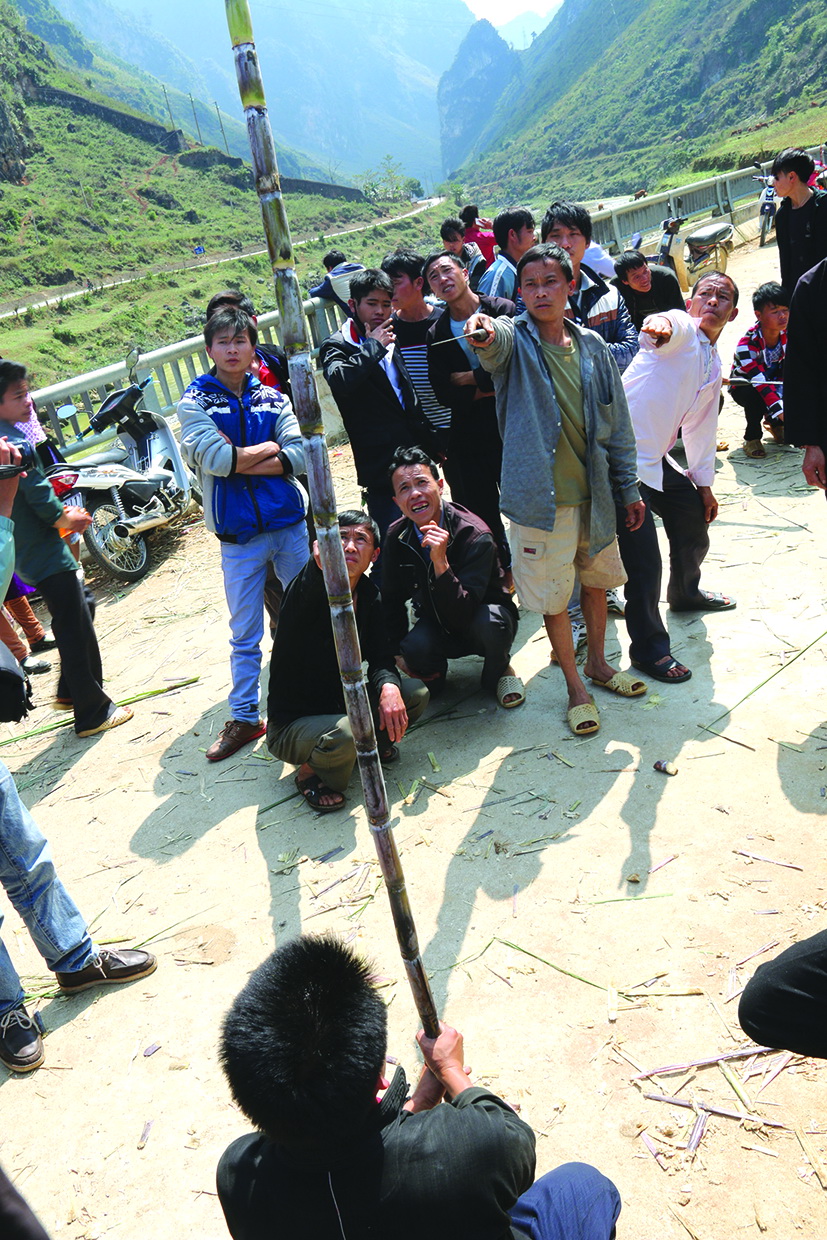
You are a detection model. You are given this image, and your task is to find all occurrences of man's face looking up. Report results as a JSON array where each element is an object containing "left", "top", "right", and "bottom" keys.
[
  {"left": 425, "top": 257, "right": 468, "bottom": 304},
  {"left": 391, "top": 463, "right": 443, "bottom": 528}
]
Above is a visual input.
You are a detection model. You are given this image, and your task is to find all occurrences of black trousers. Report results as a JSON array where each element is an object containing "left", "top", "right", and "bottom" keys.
[
  {"left": 399, "top": 604, "right": 517, "bottom": 693},
  {"left": 638, "top": 458, "right": 710, "bottom": 610},
  {"left": 448, "top": 409, "right": 511, "bottom": 570},
  {"left": 730, "top": 385, "right": 772, "bottom": 441},
  {"left": 738, "top": 930, "right": 827, "bottom": 1058},
  {"left": 38, "top": 570, "right": 113, "bottom": 733},
  {"left": 614, "top": 503, "right": 672, "bottom": 666}
]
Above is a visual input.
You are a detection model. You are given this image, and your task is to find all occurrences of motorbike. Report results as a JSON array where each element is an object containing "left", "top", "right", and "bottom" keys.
[
  {"left": 753, "top": 162, "right": 777, "bottom": 247},
  {"left": 655, "top": 196, "right": 734, "bottom": 292},
  {"left": 47, "top": 371, "right": 201, "bottom": 582}
]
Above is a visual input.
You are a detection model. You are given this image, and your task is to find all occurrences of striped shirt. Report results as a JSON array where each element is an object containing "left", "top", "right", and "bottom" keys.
[{"left": 393, "top": 308, "right": 452, "bottom": 431}]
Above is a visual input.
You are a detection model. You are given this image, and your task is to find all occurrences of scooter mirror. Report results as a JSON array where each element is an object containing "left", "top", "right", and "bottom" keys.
[
  {"left": 125, "top": 345, "right": 141, "bottom": 382},
  {"left": 56, "top": 403, "right": 78, "bottom": 424},
  {"left": 630, "top": 231, "right": 643, "bottom": 250}
]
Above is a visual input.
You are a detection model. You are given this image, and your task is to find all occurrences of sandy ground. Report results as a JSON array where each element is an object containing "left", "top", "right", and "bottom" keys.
[{"left": 3, "top": 238, "right": 827, "bottom": 1240}]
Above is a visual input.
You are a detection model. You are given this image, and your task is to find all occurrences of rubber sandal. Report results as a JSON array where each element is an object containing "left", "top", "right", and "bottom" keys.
[
  {"left": 496, "top": 674, "right": 525, "bottom": 709},
  {"left": 588, "top": 670, "right": 646, "bottom": 697},
  {"left": 670, "top": 591, "right": 736, "bottom": 613},
  {"left": 631, "top": 656, "right": 692, "bottom": 684},
  {"left": 295, "top": 772, "right": 345, "bottom": 814},
  {"left": 77, "top": 705, "right": 134, "bottom": 737},
  {"left": 743, "top": 439, "right": 766, "bottom": 459},
  {"left": 567, "top": 697, "right": 600, "bottom": 736}
]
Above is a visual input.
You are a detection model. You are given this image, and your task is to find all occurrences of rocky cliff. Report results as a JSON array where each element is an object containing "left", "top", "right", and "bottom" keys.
[{"left": 438, "top": 20, "right": 520, "bottom": 177}]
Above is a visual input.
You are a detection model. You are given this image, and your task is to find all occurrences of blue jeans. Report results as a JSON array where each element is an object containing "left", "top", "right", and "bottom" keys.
[
  {"left": 0, "top": 761, "right": 94, "bottom": 1014},
  {"left": 510, "top": 1164, "right": 621, "bottom": 1240},
  {"left": 220, "top": 522, "right": 310, "bottom": 723}
]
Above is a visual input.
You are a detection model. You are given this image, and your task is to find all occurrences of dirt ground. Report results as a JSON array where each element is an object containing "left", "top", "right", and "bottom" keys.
[{"left": 3, "top": 239, "right": 827, "bottom": 1240}]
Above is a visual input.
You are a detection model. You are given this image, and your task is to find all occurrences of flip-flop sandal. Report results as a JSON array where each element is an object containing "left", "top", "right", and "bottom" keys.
[
  {"left": 567, "top": 697, "right": 600, "bottom": 736},
  {"left": 496, "top": 674, "right": 525, "bottom": 709},
  {"left": 588, "top": 670, "right": 646, "bottom": 697},
  {"left": 631, "top": 656, "right": 692, "bottom": 684},
  {"left": 295, "top": 772, "right": 346, "bottom": 814},
  {"left": 670, "top": 591, "right": 736, "bottom": 613}
]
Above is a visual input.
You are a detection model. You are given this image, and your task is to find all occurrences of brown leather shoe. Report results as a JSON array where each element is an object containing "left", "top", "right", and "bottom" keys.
[
  {"left": 55, "top": 947, "right": 157, "bottom": 993},
  {"left": 206, "top": 718, "right": 266, "bottom": 761}
]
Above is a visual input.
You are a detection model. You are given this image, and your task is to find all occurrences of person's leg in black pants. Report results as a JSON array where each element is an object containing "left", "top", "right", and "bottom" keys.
[
  {"left": 400, "top": 605, "right": 516, "bottom": 695},
  {"left": 644, "top": 460, "right": 711, "bottom": 610},
  {"left": 730, "top": 385, "right": 767, "bottom": 445},
  {"left": 614, "top": 501, "right": 672, "bottom": 667},
  {"left": 37, "top": 571, "right": 114, "bottom": 734},
  {"left": 739, "top": 930, "right": 827, "bottom": 1058},
  {"left": 449, "top": 417, "right": 510, "bottom": 570}
]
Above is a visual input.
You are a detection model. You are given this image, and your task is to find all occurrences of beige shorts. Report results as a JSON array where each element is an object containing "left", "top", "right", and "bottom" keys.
[{"left": 511, "top": 507, "right": 626, "bottom": 615}]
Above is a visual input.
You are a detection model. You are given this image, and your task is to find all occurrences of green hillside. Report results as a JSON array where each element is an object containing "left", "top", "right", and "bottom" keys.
[
  {"left": 12, "top": 0, "right": 326, "bottom": 173},
  {"left": 454, "top": 0, "right": 827, "bottom": 199}
]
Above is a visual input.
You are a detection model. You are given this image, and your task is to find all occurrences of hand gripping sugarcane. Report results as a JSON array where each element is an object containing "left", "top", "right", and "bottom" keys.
[{"left": 224, "top": 0, "right": 439, "bottom": 1037}]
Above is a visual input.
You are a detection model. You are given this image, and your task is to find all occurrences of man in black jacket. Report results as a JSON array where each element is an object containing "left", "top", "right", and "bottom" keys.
[
  {"left": 771, "top": 148, "right": 827, "bottom": 296},
  {"left": 217, "top": 933, "right": 622, "bottom": 1240},
  {"left": 784, "top": 256, "right": 827, "bottom": 493},
  {"left": 424, "top": 251, "right": 515, "bottom": 578},
  {"left": 382, "top": 447, "right": 523, "bottom": 709},
  {"left": 319, "top": 270, "right": 439, "bottom": 549},
  {"left": 611, "top": 251, "right": 684, "bottom": 331},
  {"left": 266, "top": 509, "right": 428, "bottom": 813}
]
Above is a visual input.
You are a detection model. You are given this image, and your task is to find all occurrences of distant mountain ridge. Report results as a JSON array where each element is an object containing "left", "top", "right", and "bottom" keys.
[
  {"left": 52, "top": 0, "right": 477, "bottom": 183},
  {"left": 441, "top": 0, "right": 827, "bottom": 199}
]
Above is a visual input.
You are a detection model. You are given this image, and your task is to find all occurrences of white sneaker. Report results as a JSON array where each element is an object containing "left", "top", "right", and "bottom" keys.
[{"left": 606, "top": 588, "right": 626, "bottom": 616}]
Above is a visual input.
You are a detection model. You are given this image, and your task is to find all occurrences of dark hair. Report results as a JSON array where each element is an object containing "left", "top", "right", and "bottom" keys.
[
  {"left": 0, "top": 360, "right": 28, "bottom": 404},
  {"left": 459, "top": 205, "right": 479, "bottom": 227},
  {"left": 323, "top": 249, "right": 347, "bottom": 270},
  {"left": 349, "top": 268, "right": 393, "bottom": 304},
  {"left": 421, "top": 250, "right": 464, "bottom": 286},
  {"left": 389, "top": 444, "right": 440, "bottom": 484},
  {"left": 440, "top": 217, "right": 464, "bottom": 241},
  {"left": 691, "top": 271, "right": 739, "bottom": 307},
  {"left": 614, "top": 250, "right": 649, "bottom": 282},
  {"left": 337, "top": 508, "right": 380, "bottom": 548},
  {"left": 540, "top": 201, "right": 593, "bottom": 245},
  {"left": 516, "top": 242, "right": 574, "bottom": 285},
  {"left": 770, "top": 147, "right": 815, "bottom": 183},
  {"left": 752, "top": 280, "right": 789, "bottom": 313},
  {"left": 220, "top": 935, "right": 387, "bottom": 1150},
  {"left": 206, "top": 288, "right": 255, "bottom": 319},
  {"left": 492, "top": 207, "right": 535, "bottom": 251},
  {"left": 380, "top": 248, "right": 424, "bottom": 282},
  {"left": 204, "top": 306, "right": 258, "bottom": 348}
]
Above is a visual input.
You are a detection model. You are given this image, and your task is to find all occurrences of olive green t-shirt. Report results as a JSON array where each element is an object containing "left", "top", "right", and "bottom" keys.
[{"left": 539, "top": 334, "right": 589, "bottom": 506}]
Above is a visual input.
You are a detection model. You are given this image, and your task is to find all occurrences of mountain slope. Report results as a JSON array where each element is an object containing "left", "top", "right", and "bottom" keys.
[
  {"left": 448, "top": 0, "right": 827, "bottom": 198},
  {"left": 14, "top": 0, "right": 325, "bottom": 174},
  {"left": 65, "top": 0, "right": 475, "bottom": 183}
]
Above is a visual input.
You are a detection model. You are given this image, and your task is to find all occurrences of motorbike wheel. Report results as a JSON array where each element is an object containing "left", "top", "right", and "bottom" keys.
[
  {"left": 83, "top": 502, "right": 150, "bottom": 582},
  {"left": 713, "top": 244, "right": 728, "bottom": 274},
  {"left": 760, "top": 214, "right": 771, "bottom": 247}
]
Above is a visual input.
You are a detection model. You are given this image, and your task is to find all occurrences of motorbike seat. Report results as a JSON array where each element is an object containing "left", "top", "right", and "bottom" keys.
[
  {"left": 685, "top": 220, "right": 733, "bottom": 247},
  {"left": 78, "top": 445, "right": 130, "bottom": 467}
]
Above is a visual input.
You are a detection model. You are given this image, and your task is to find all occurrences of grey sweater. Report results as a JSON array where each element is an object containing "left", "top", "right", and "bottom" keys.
[{"left": 478, "top": 314, "right": 640, "bottom": 555}]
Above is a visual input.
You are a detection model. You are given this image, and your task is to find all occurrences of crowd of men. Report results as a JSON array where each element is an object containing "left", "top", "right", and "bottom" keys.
[{"left": 3, "top": 147, "right": 827, "bottom": 1239}]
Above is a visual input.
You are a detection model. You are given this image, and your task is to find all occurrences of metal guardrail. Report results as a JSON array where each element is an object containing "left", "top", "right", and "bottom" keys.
[
  {"left": 32, "top": 143, "right": 822, "bottom": 456},
  {"left": 589, "top": 145, "right": 821, "bottom": 253},
  {"left": 31, "top": 296, "right": 345, "bottom": 457}
]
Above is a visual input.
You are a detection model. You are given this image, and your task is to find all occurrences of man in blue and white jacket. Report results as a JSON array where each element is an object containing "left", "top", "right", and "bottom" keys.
[{"left": 178, "top": 307, "right": 309, "bottom": 762}]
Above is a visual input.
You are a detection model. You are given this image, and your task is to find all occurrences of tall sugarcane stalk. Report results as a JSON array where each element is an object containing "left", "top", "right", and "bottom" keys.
[{"left": 225, "top": 0, "right": 439, "bottom": 1037}]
